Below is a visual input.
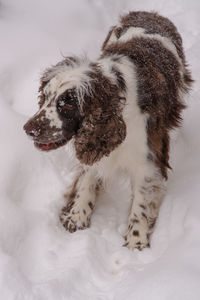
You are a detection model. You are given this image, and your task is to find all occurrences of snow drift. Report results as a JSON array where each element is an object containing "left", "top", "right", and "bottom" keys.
[{"left": 0, "top": 0, "right": 200, "bottom": 299}]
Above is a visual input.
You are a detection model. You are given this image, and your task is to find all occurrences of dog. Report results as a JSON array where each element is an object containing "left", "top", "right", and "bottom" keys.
[{"left": 24, "top": 11, "right": 193, "bottom": 250}]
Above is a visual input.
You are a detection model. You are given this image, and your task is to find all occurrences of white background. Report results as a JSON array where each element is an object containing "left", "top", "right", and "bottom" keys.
[{"left": 0, "top": 1, "right": 200, "bottom": 299}]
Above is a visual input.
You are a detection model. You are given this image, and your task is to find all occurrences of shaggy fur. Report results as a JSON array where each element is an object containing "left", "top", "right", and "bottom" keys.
[{"left": 24, "top": 11, "right": 193, "bottom": 250}]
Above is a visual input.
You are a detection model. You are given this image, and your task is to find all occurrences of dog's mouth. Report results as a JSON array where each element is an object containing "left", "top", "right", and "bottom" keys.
[{"left": 34, "top": 138, "right": 67, "bottom": 151}]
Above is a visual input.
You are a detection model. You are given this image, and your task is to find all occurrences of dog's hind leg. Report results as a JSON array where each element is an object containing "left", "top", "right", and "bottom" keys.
[
  {"left": 124, "top": 168, "right": 166, "bottom": 250},
  {"left": 60, "top": 168, "right": 102, "bottom": 232}
]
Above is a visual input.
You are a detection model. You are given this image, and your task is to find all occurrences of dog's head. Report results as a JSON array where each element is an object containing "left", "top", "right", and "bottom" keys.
[{"left": 24, "top": 56, "right": 126, "bottom": 165}]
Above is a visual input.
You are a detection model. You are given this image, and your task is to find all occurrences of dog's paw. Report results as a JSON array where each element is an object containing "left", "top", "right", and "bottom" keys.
[
  {"left": 123, "top": 219, "right": 150, "bottom": 250},
  {"left": 123, "top": 232, "right": 150, "bottom": 250},
  {"left": 60, "top": 205, "right": 91, "bottom": 233}
]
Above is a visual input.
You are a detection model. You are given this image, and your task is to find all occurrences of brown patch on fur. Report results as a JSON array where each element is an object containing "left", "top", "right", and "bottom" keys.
[
  {"left": 123, "top": 242, "right": 129, "bottom": 247},
  {"left": 102, "top": 35, "right": 193, "bottom": 178},
  {"left": 131, "top": 218, "right": 140, "bottom": 224},
  {"left": 120, "top": 11, "right": 185, "bottom": 61},
  {"left": 95, "top": 179, "right": 102, "bottom": 194},
  {"left": 149, "top": 202, "right": 157, "bottom": 210},
  {"left": 141, "top": 212, "right": 148, "bottom": 221},
  {"left": 38, "top": 81, "right": 47, "bottom": 108},
  {"left": 149, "top": 218, "right": 156, "bottom": 230},
  {"left": 152, "top": 185, "right": 161, "bottom": 192},
  {"left": 63, "top": 171, "right": 85, "bottom": 212},
  {"left": 140, "top": 204, "right": 146, "bottom": 210},
  {"left": 111, "top": 66, "right": 126, "bottom": 91},
  {"left": 133, "top": 230, "right": 140, "bottom": 236},
  {"left": 74, "top": 65, "right": 126, "bottom": 165},
  {"left": 114, "top": 26, "right": 123, "bottom": 39},
  {"left": 136, "top": 241, "right": 141, "bottom": 246},
  {"left": 140, "top": 184, "right": 160, "bottom": 195},
  {"left": 88, "top": 201, "right": 94, "bottom": 210},
  {"left": 89, "top": 179, "right": 102, "bottom": 194}
]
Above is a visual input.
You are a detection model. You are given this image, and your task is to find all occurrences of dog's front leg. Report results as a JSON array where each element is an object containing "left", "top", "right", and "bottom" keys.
[
  {"left": 60, "top": 168, "right": 101, "bottom": 232},
  {"left": 124, "top": 170, "right": 166, "bottom": 250}
]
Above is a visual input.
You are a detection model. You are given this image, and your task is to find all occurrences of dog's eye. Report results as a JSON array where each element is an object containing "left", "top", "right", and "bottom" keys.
[
  {"left": 57, "top": 89, "right": 78, "bottom": 114},
  {"left": 57, "top": 99, "right": 75, "bottom": 111},
  {"left": 59, "top": 103, "right": 75, "bottom": 111}
]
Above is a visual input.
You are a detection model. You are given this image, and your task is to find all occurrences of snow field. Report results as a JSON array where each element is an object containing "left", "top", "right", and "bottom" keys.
[{"left": 0, "top": 0, "right": 200, "bottom": 299}]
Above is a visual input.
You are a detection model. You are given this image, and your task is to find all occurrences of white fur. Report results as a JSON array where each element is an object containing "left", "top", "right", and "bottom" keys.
[
  {"left": 44, "top": 105, "right": 63, "bottom": 129},
  {"left": 60, "top": 168, "right": 98, "bottom": 231},
  {"left": 97, "top": 57, "right": 117, "bottom": 84},
  {"left": 36, "top": 93, "right": 63, "bottom": 131},
  {"left": 45, "top": 59, "right": 93, "bottom": 108}
]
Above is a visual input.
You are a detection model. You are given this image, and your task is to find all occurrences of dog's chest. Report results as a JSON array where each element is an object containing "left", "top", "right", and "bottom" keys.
[{"left": 93, "top": 121, "right": 150, "bottom": 179}]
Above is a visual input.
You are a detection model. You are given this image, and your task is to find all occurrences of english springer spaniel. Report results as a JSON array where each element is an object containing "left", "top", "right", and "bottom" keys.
[{"left": 24, "top": 11, "right": 193, "bottom": 250}]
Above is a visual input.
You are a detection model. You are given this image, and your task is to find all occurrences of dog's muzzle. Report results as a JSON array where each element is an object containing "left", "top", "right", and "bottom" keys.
[
  {"left": 23, "top": 113, "right": 68, "bottom": 151},
  {"left": 23, "top": 119, "right": 41, "bottom": 138}
]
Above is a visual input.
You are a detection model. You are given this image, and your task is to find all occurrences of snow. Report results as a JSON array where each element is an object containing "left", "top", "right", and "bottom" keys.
[{"left": 0, "top": 0, "right": 200, "bottom": 299}]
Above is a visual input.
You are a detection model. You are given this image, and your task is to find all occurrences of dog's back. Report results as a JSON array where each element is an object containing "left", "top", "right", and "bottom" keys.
[
  {"left": 101, "top": 11, "right": 193, "bottom": 179},
  {"left": 102, "top": 11, "right": 184, "bottom": 58}
]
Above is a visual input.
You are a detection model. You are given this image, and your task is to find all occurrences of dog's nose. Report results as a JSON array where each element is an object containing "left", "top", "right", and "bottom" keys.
[{"left": 23, "top": 120, "right": 41, "bottom": 138}]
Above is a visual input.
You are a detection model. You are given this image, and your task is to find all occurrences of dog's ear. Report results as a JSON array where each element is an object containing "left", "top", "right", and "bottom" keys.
[
  {"left": 74, "top": 107, "right": 126, "bottom": 165},
  {"left": 74, "top": 70, "right": 126, "bottom": 165}
]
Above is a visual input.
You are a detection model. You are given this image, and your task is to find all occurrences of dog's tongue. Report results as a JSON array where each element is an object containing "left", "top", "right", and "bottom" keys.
[
  {"left": 34, "top": 139, "right": 67, "bottom": 151},
  {"left": 39, "top": 143, "right": 53, "bottom": 150},
  {"left": 34, "top": 142, "right": 53, "bottom": 151}
]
